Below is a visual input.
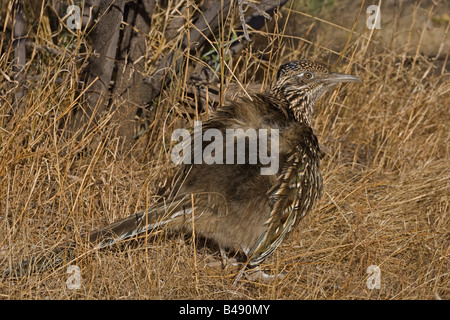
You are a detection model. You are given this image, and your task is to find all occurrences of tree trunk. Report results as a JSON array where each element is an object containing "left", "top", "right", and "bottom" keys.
[
  {"left": 12, "top": 0, "right": 26, "bottom": 111},
  {"left": 72, "top": 0, "right": 126, "bottom": 138},
  {"left": 110, "top": 0, "right": 155, "bottom": 147}
]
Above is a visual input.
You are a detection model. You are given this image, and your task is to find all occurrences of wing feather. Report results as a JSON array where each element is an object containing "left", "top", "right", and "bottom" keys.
[{"left": 247, "top": 144, "right": 321, "bottom": 266}]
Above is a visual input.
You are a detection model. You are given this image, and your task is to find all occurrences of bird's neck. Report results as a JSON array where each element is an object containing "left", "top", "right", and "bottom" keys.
[{"left": 271, "top": 86, "right": 314, "bottom": 126}]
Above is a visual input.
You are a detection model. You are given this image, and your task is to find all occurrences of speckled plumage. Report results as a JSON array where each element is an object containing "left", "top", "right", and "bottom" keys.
[{"left": 5, "top": 60, "right": 360, "bottom": 280}]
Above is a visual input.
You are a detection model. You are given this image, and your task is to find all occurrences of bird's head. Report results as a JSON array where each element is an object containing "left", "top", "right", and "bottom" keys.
[{"left": 272, "top": 60, "right": 361, "bottom": 125}]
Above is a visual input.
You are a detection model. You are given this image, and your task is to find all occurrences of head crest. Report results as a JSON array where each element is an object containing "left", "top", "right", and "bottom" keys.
[{"left": 276, "top": 60, "right": 329, "bottom": 80}]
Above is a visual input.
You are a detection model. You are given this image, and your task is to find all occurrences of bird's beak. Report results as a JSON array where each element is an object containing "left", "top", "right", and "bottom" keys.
[{"left": 325, "top": 72, "right": 361, "bottom": 83}]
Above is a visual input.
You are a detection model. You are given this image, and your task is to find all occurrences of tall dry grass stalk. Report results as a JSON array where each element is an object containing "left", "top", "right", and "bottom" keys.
[{"left": 0, "top": 0, "right": 448, "bottom": 299}]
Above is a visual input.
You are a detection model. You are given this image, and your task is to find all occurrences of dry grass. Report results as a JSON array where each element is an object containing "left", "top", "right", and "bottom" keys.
[{"left": 0, "top": 0, "right": 449, "bottom": 299}]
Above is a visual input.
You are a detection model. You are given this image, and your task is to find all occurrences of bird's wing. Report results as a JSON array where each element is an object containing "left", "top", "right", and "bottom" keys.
[{"left": 246, "top": 144, "right": 321, "bottom": 266}]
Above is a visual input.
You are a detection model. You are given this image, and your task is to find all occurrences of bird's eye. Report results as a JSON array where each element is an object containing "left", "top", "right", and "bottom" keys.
[{"left": 303, "top": 72, "right": 314, "bottom": 79}]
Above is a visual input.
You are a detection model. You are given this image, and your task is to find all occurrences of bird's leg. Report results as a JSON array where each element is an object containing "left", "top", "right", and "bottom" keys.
[
  {"left": 219, "top": 246, "right": 240, "bottom": 268},
  {"left": 238, "top": 246, "right": 286, "bottom": 282},
  {"left": 244, "top": 265, "right": 286, "bottom": 282},
  {"left": 232, "top": 263, "right": 286, "bottom": 285},
  {"left": 231, "top": 247, "right": 286, "bottom": 285},
  {"left": 206, "top": 246, "right": 240, "bottom": 268}
]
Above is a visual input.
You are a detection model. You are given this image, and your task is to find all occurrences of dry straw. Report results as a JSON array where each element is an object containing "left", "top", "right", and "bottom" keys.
[{"left": 0, "top": 0, "right": 448, "bottom": 299}]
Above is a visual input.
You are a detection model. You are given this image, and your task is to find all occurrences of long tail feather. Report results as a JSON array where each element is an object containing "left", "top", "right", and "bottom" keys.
[{"left": 4, "top": 195, "right": 193, "bottom": 278}]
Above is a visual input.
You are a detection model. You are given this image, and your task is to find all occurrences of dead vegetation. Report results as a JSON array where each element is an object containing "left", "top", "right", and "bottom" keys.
[{"left": 0, "top": 0, "right": 449, "bottom": 299}]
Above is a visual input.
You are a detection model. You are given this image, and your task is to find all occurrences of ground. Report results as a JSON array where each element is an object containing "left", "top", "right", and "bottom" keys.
[{"left": 0, "top": 0, "right": 448, "bottom": 299}]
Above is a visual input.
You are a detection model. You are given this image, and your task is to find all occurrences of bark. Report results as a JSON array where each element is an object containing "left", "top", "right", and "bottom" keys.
[
  {"left": 72, "top": 0, "right": 126, "bottom": 136},
  {"left": 143, "top": 0, "right": 234, "bottom": 108},
  {"left": 110, "top": 0, "right": 155, "bottom": 145},
  {"left": 71, "top": 0, "right": 288, "bottom": 146},
  {"left": 12, "top": 0, "right": 26, "bottom": 111}
]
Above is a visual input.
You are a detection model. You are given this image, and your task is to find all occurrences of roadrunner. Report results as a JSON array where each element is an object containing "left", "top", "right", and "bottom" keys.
[{"left": 5, "top": 60, "right": 360, "bottom": 283}]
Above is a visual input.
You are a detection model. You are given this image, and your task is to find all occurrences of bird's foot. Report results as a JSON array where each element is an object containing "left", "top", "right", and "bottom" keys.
[
  {"left": 244, "top": 266, "right": 286, "bottom": 282},
  {"left": 207, "top": 247, "right": 241, "bottom": 269},
  {"left": 206, "top": 257, "right": 241, "bottom": 268},
  {"left": 208, "top": 251, "right": 242, "bottom": 269},
  {"left": 220, "top": 247, "right": 243, "bottom": 269}
]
